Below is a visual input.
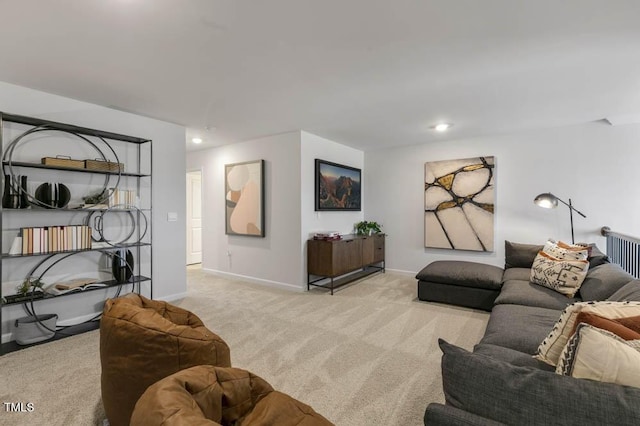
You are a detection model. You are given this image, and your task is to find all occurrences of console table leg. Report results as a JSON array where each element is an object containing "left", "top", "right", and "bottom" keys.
[{"left": 330, "top": 278, "right": 334, "bottom": 295}]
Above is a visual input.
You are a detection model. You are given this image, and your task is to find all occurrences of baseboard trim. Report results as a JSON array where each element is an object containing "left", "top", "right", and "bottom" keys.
[
  {"left": 155, "top": 292, "right": 188, "bottom": 302},
  {"left": 202, "top": 268, "right": 303, "bottom": 292},
  {"left": 386, "top": 268, "right": 418, "bottom": 277}
]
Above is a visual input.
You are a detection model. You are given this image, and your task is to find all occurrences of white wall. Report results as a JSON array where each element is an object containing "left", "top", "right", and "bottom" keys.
[
  {"left": 187, "top": 132, "right": 303, "bottom": 290},
  {"left": 300, "top": 131, "right": 365, "bottom": 281},
  {"left": 186, "top": 131, "right": 366, "bottom": 288},
  {"left": 365, "top": 121, "right": 640, "bottom": 274},
  {"left": 0, "top": 81, "right": 186, "bottom": 342}
]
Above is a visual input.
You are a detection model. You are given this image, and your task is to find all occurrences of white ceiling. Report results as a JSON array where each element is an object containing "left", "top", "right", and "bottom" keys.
[{"left": 1, "top": 1, "right": 640, "bottom": 152}]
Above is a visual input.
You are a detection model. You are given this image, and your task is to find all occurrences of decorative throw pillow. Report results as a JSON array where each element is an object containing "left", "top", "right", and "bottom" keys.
[
  {"left": 573, "top": 312, "right": 640, "bottom": 340},
  {"left": 556, "top": 324, "right": 640, "bottom": 388},
  {"left": 544, "top": 239, "right": 589, "bottom": 261},
  {"left": 530, "top": 251, "right": 589, "bottom": 297},
  {"left": 535, "top": 301, "right": 640, "bottom": 366},
  {"left": 575, "top": 242, "right": 610, "bottom": 268}
]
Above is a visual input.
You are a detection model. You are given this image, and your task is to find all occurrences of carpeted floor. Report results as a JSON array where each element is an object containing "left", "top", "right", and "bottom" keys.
[{"left": 0, "top": 268, "right": 489, "bottom": 425}]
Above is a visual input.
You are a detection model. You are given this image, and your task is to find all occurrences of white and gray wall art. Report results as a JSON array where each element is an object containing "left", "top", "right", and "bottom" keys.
[{"left": 424, "top": 156, "right": 495, "bottom": 251}]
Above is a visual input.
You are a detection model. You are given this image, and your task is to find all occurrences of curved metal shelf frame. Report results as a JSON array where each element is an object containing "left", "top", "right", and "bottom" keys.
[{"left": 0, "top": 111, "right": 153, "bottom": 353}]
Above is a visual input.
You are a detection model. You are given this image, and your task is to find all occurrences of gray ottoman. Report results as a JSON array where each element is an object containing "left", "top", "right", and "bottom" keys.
[{"left": 416, "top": 261, "right": 504, "bottom": 311}]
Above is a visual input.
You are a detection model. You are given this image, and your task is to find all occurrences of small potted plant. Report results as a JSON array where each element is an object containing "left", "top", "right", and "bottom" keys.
[
  {"left": 355, "top": 220, "right": 383, "bottom": 236},
  {"left": 16, "top": 277, "right": 44, "bottom": 296}
]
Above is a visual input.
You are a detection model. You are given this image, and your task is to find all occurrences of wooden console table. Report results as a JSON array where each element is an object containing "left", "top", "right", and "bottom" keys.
[{"left": 307, "top": 234, "right": 385, "bottom": 294}]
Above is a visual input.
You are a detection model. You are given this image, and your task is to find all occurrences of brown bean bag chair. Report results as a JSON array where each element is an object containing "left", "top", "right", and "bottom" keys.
[
  {"left": 100, "top": 293, "right": 231, "bottom": 426},
  {"left": 130, "top": 365, "right": 334, "bottom": 426}
]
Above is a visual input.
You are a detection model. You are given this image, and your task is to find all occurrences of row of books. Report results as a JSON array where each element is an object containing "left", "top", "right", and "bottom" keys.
[
  {"left": 17, "top": 225, "right": 92, "bottom": 255},
  {"left": 109, "top": 188, "right": 137, "bottom": 207}
]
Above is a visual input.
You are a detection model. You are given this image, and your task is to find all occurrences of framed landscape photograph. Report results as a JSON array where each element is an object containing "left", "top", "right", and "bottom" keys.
[
  {"left": 225, "top": 159, "right": 265, "bottom": 237},
  {"left": 315, "top": 159, "right": 361, "bottom": 211}
]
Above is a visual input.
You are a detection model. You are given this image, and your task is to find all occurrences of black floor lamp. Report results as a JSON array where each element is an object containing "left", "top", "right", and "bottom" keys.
[{"left": 534, "top": 193, "right": 587, "bottom": 244}]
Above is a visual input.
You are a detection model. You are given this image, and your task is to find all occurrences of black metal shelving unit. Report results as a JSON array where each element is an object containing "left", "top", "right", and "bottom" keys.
[{"left": 0, "top": 112, "right": 152, "bottom": 354}]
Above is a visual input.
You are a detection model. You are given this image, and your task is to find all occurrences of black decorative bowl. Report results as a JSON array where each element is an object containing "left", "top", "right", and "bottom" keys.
[{"left": 34, "top": 183, "right": 71, "bottom": 208}]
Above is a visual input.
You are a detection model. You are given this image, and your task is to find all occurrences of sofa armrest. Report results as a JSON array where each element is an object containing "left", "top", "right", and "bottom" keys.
[{"left": 424, "top": 403, "right": 505, "bottom": 426}]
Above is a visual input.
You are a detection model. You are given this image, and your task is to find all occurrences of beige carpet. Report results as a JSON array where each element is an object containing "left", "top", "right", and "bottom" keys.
[{"left": 0, "top": 268, "right": 489, "bottom": 426}]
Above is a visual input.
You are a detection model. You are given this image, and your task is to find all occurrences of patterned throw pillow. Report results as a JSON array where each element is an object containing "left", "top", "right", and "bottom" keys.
[
  {"left": 544, "top": 240, "right": 589, "bottom": 261},
  {"left": 530, "top": 251, "right": 589, "bottom": 297},
  {"left": 535, "top": 301, "right": 640, "bottom": 366},
  {"left": 556, "top": 324, "right": 640, "bottom": 388}
]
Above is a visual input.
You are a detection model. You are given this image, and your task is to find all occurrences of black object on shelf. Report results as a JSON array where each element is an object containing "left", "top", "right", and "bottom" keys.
[
  {"left": 34, "top": 182, "right": 71, "bottom": 209},
  {"left": 20, "top": 175, "right": 28, "bottom": 208},
  {"left": 2, "top": 174, "right": 29, "bottom": 209},
  {"left": 112, "top": 249, "right": 134, "bottom": 283}
]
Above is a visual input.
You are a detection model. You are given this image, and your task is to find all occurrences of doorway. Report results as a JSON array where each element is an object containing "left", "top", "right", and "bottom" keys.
[{"left": 186, "top": 170, "right": 202, "bottom": 265}]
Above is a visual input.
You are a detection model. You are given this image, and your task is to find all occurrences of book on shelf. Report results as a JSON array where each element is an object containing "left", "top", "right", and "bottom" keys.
[
  {"left": 9, "top": 236, "right": 22, "bottom": 255},
  {"left": 54, "top": 278, "right": 98, "bottom": 290},
  {"left": 108, "top": 188, "right": 137, "bottom": 208},
  {"left": 18, "top": 225, "right": 92, "bottom": 254},
  {"left": 45, "top": 278, "right": 106, "bottom": 296}
]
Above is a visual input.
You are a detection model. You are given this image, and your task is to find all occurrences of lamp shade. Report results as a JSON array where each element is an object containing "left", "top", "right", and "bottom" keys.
[{"left": 534, "top": 193, "right": 558, "bottom": 209}]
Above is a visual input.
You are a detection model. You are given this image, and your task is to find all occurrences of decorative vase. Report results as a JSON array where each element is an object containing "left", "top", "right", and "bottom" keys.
[
  {"left": 112, "top": 249, "right": 134, "bottom": 283},
  {"left": 2, "top": 174, "right": 14, "bottom": 208},
  {"left": 19, "top": 175, "right": 28, "bottom": 208}
]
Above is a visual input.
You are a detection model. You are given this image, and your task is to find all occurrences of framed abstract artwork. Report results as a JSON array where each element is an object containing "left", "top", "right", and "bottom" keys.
[
  {"left": 424, "top": 156, "right": 495, "bottom": 251},
  {"left": 315, "top": 159, "right": 361, "bottom": 211},
  {"left": 225, "top": 159, "right": 265, "bottom": 237}
]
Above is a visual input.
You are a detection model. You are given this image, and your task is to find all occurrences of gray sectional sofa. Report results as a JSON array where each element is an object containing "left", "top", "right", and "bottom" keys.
[{"left": 419, "top": 242, "right": 640, "bottom": 425}]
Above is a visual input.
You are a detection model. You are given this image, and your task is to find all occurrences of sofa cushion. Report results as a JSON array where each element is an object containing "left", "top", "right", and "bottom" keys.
[
  {"left": 417, "top": 280, "right": 499, "bottom": 311},
  {"left": 556, "top": 324, "right": 640, "bottom": 388},
  {"left": 415, "top": 260, "right": 503, "bottom": 290},
  {"left": 494, "top": 280, "right": 580, "bottom": 310},
  {"left": 579, "top": 263, "right": 634, "bottom": 301},
  {"left": 479, "top": 304, "right": 560, "bottom": 354},
  {"left": 439, "top": 339, "right": 640, "bottom": 426},
  {"left": 535, "top": 301, "right": 640, "bottom": 366},
  {"left": 501, "top": 267, "right": 530, "bottom": 282},
  {"left": 578, "top": 243, "right": 610, "bottom": 268},
  {"left": 504, "top": 241, "right": 542, "bottom": 269},
  {"left": 608, "top": 279, "right": 640, "bottom": 302},
  {"left": 473, "top": 343, "right": 555, "bottom": 371}
]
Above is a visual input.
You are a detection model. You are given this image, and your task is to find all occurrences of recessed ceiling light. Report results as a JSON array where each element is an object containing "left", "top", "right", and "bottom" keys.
[
  {"left": 192, "top": 137, "right": 203, "bottom": 144},
  {"left": 432, "top": 123, "right": 453, "bottom": 132}
]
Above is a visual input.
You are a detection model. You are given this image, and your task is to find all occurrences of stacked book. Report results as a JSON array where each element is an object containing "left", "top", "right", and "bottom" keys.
[
  {"left": 313, "top": 231, "right": 342, "bottom": 241},
  {"left": 108, "top": 188, "right": 136, "bottom": 208},
  {"left": 17, "top": 225, "right": 92, "bottom": 255}
]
